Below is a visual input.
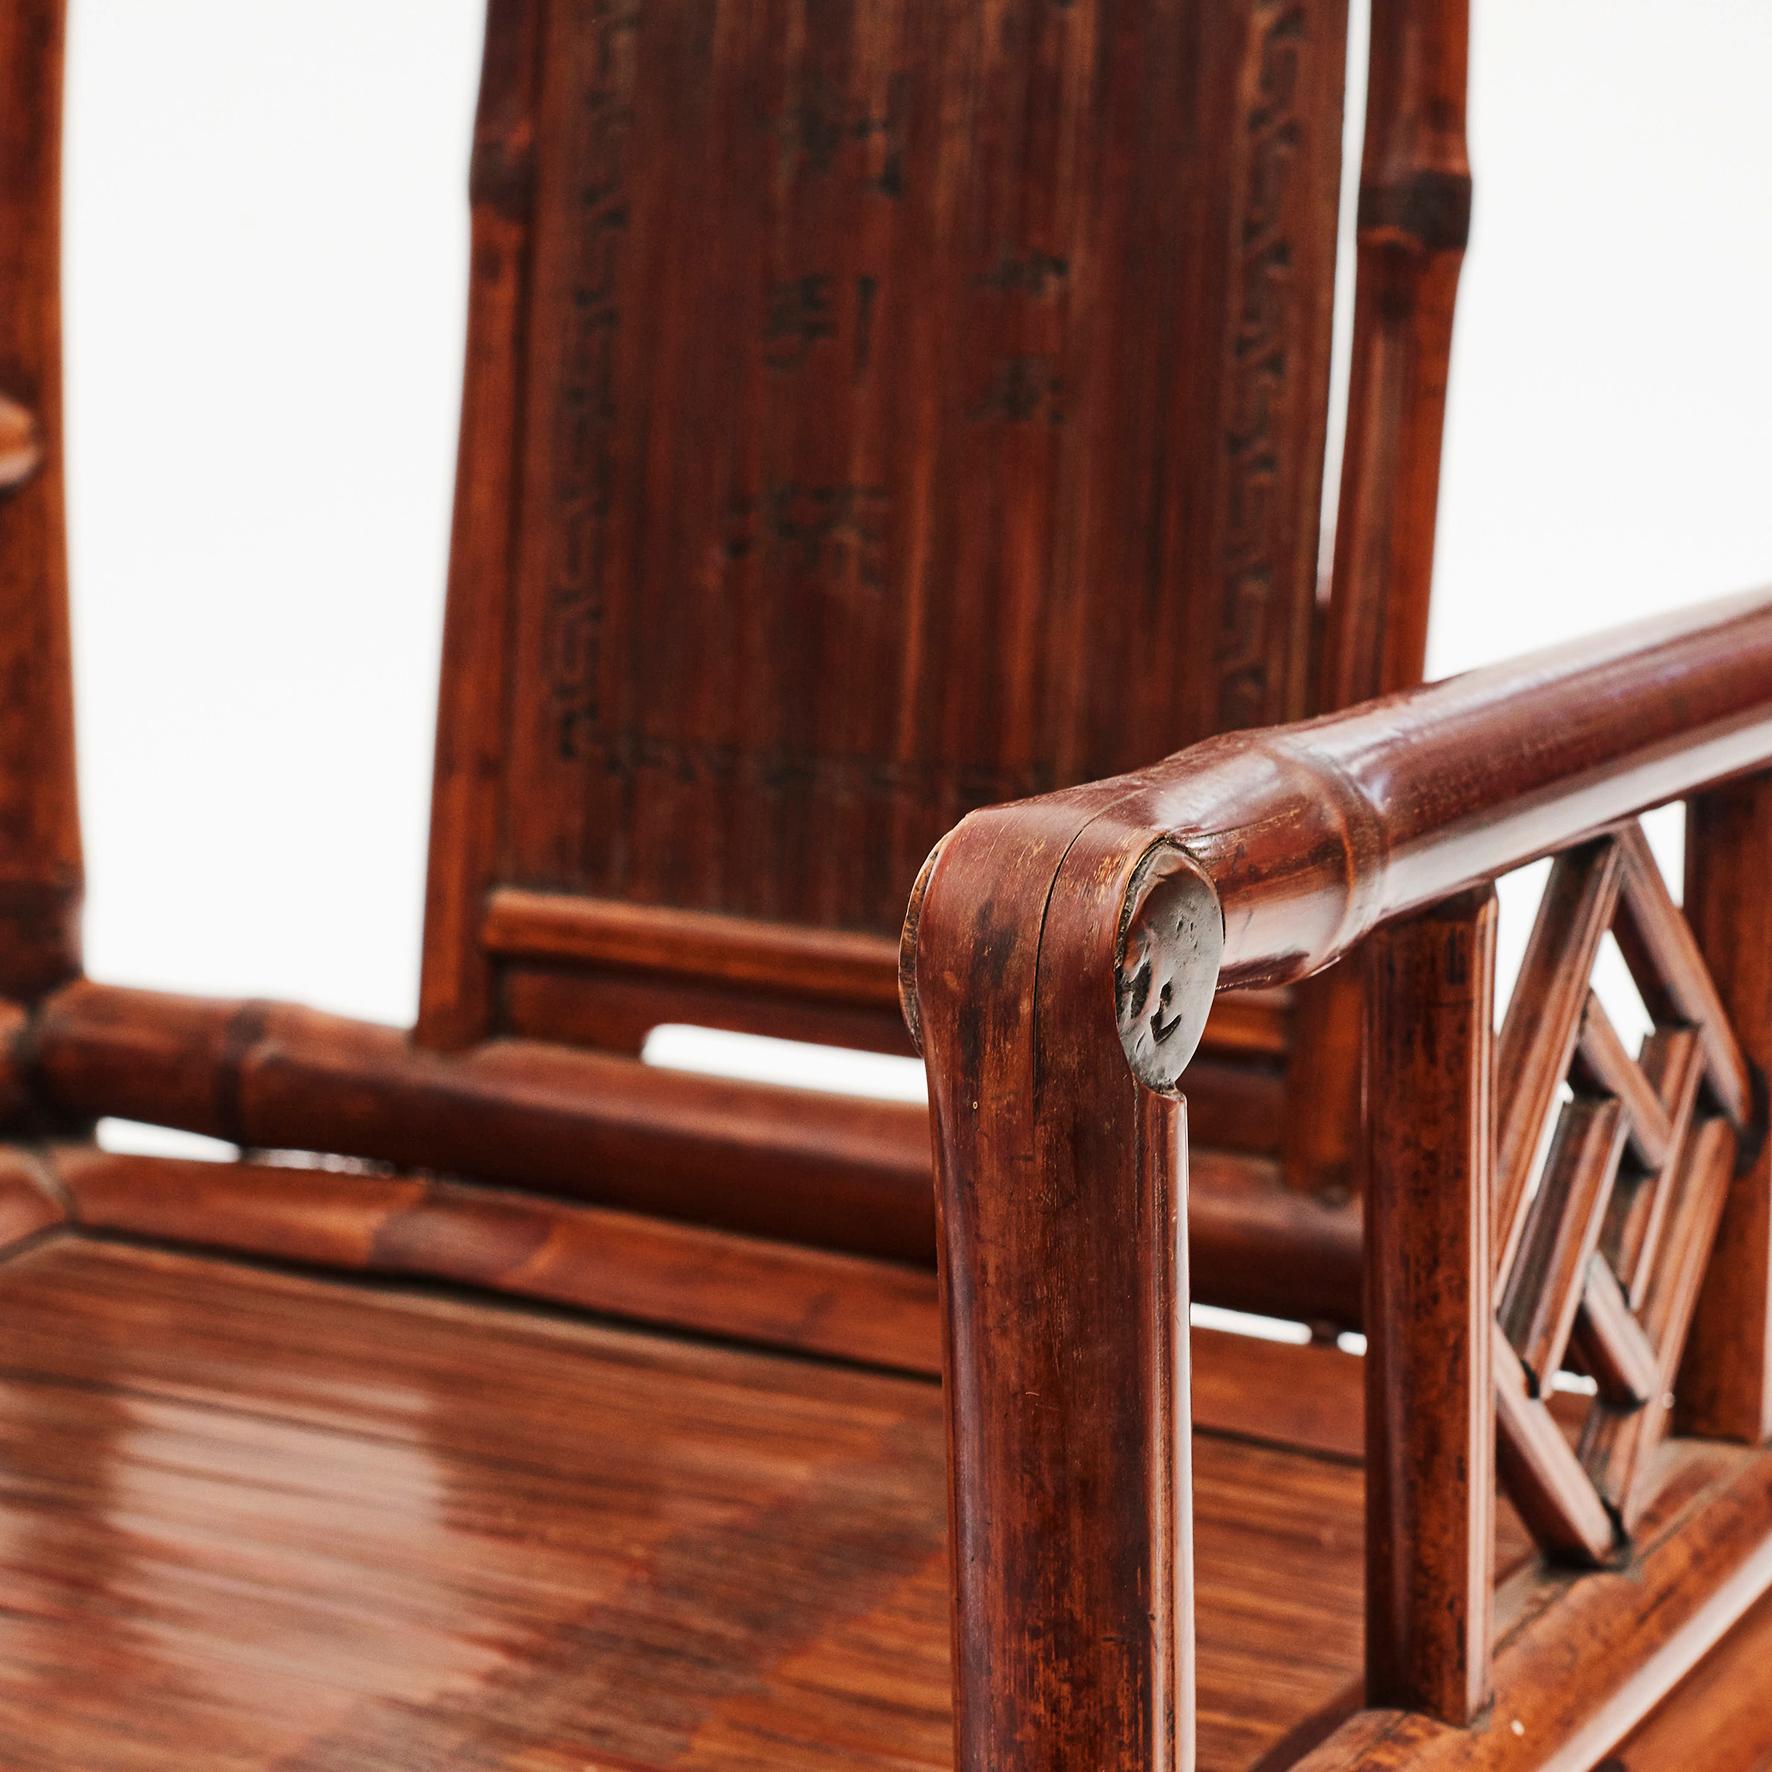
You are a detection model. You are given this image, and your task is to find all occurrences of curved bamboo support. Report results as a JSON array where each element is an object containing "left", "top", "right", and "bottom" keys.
[
  {"left": 913, "top": 585, "right": 1772, "bottom": 1105},
  {"left": 916, "top": 587, "right": 1772, "bottom": 1095}
]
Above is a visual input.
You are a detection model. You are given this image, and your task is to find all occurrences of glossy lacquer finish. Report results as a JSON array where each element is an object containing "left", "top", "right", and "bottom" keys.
[{"left": 0, "top": 1236, "right": 1392, "bottom": 1772}]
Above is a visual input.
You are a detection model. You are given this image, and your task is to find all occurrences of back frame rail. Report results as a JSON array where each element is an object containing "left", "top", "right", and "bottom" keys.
[
  {"left": 905, "top": 587, "right": 1772, "bottom": 1770},
  {"left": 416, "top": 0, "right": 544, "bottom": 1053}
]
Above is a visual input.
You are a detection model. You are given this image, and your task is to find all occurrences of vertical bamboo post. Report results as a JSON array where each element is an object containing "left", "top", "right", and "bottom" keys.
[
  {"left": 1318, "top": 0, "right": 1471, "bottom": 704},
  {"left": 910, "top": 823, "right": 1200, "bottom": 1772},
  {"left": 1285, "top": 0, "right": 1473, "bottom": 1205},
  {"left": 0, "top": 1, "right": 81, "bottom": 1001},
  {"left": 1677, "top": 774, "right": 1772, "bottom": 1443},
  {"left": 1363, "top": 886, "right": 1496, "bottom": 1724},
  {"left": 416, "top": 0, "right": 544, "bottom": 1050}
]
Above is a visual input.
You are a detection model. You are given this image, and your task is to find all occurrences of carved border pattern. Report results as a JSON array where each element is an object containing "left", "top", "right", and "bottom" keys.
[{"left": 1217, "top": 1, "right": 1308, "bottom": 730}]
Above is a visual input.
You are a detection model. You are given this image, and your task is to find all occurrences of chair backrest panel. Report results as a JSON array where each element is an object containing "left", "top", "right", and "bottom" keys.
[{"left": 424, "top": 0, "right": 1349, "bottom": 1047}]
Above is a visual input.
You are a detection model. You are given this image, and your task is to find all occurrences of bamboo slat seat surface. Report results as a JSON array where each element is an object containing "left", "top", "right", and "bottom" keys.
[
  {"left": 4, "top": 0, "right": 1772, "bottom": 1766},
  {"left": 0, "top": 1184, "right": 1755, "bottom": 1771},
  {"left": 0, "top": 1234, "right": 1370, "bottom": 1772}
]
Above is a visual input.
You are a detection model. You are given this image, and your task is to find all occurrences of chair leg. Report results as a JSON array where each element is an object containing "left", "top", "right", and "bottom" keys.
[{"left": 912, "top": 819, "right": 1200, "bottom": 1772}]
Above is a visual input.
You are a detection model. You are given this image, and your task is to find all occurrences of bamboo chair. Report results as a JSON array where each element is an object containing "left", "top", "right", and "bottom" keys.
[{"left": 3, "top": 1, "right": 1771, "bottom": 1767}]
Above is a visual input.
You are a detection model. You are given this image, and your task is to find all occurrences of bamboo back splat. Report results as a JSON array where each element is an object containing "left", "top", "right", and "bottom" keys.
[{"left": 418, "top": 0, "right": 1352, "bottom": 1053}]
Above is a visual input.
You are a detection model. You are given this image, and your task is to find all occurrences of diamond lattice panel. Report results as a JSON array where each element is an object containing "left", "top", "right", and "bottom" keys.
[{"left": 1490, "top": 825, "right": 1747, "bottom": 1562}]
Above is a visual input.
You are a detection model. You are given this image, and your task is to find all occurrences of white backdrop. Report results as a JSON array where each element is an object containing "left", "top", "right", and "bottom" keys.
[{"left": 61, "top": 2, "right": 1772, "bottom": 1103}]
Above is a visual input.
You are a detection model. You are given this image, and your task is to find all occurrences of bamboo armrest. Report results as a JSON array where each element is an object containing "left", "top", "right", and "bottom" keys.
[{"left": 905, "top": 585, "right": 1772, "bottom": 1094}]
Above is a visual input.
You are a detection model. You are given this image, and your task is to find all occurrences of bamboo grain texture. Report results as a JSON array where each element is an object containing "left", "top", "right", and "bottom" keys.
[{"left": 0, "top": 1238, "right": 1378, "bottom": 1772}]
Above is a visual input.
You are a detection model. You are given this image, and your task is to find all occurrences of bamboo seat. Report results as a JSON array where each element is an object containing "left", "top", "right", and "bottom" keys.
[
  {"left": 0, "top": 1167, "right": 1760, "bottom": 1770},
  {"left": 0, "top": 1228, "right": 1372, "bottom": 1772}
]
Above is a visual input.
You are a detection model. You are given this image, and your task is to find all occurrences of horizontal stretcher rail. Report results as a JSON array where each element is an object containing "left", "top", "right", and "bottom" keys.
[{"left": 0, "top": 980, "right": 1360, "bottom": 1317}]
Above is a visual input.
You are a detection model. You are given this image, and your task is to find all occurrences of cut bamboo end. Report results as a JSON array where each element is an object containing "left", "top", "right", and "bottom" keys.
[{"left": 1115, "top": 843, "right": 1224, "bottom": 1093}]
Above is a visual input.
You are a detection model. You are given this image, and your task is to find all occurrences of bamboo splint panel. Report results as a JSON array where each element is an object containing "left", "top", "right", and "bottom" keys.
[{"left": 419, "top": 0, "right": 1351, "bottom": 1052}]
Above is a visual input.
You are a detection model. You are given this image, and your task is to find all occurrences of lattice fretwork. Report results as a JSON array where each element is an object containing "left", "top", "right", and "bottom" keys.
[{"left": 1492, "top": 824, "right": 1750, "bottom": 1563}]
